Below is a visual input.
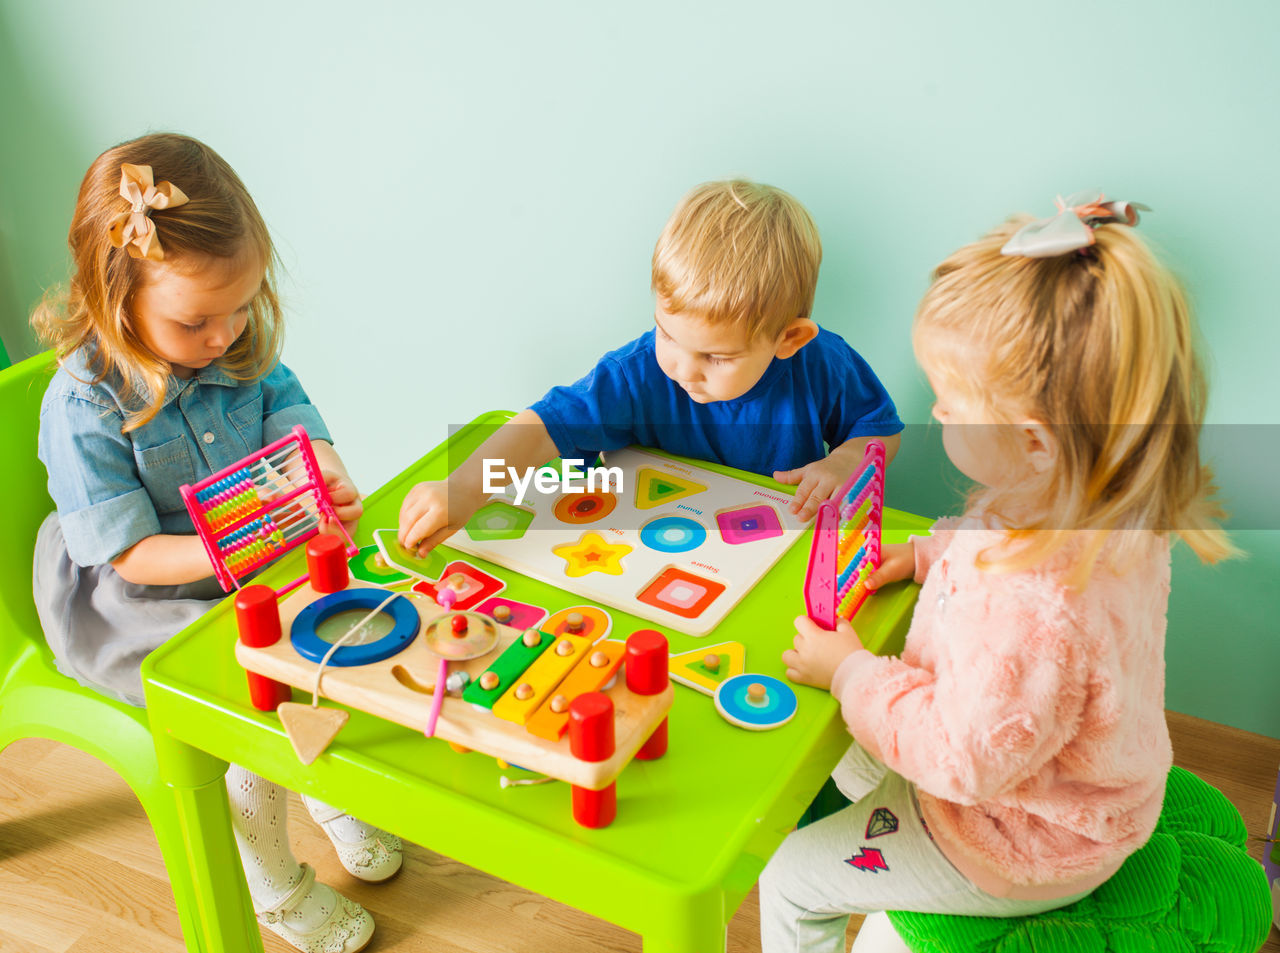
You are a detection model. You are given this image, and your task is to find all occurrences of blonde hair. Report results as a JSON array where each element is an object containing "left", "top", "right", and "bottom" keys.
[
  {"left": 651, "top": 179, "right": 822, "bottom": 341},
  {"left": 31, "top": 132, "right": 283, "bottom": 431},
  {"left": 914, "top": 217, "right": 1234, "bottom": 584}
]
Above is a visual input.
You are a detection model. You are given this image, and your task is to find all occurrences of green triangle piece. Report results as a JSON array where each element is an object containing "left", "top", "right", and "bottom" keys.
[{"left": 635, "top": 468, "right": 707, "bottom": 510}]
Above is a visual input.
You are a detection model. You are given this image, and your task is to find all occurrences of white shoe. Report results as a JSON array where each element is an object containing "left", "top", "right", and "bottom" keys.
[
  {"left": 306, "top": 800, "right": 404, "bottom": 883},
  {"left": 257, "top": 863, "right": 374, "bottom": 953}
]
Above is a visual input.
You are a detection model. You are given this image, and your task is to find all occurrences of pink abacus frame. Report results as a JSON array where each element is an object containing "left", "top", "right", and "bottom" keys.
[
  {"left": 180, "top": 425, "right": 355, "bottom": 596},
  {"left": 803, "top": 439, "right": 885, "bottom": 630}
]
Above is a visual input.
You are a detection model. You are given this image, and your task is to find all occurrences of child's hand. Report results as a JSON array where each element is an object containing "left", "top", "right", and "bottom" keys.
[
  {"left": 865, "top": 541, "right": 916, "bottom": 590},
  {"left": 773, "top": 448, "right": 859, "bottom": 521},
  {"left": 782, "top": 615, "right": 867, "bottom": 690},
  {"left": 399, "top": 479, "right": 480, "bottom": 556},
  {"left": 321, "top": 472, "right": 363, "bottom": 539}
]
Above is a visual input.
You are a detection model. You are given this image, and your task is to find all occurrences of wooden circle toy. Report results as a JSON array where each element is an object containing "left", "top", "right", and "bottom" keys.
[
  {"left": 639, "top": 515, "right": 707, "bottom": 554},
  {"left": 553, "top": 492, "right": 617, "bottom": 524},
  {"left": 290, "top": 589, "right": 420, "bottom": 666},
  {"left": 714, "top": 674, "right": 797, "bottom": 730}
]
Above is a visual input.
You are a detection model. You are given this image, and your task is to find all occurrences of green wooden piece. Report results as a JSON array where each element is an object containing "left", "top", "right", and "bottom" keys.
[
  {"left": 348, "top": 543, "right": 411, "bottom": 584},
  {"left": 461, "top": 628, "right": 554, "bottom": 709}
]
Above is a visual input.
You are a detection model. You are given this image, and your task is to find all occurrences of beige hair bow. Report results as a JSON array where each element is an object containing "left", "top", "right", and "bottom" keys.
[{"left": 107, "top": 163, "right": 189, "bottom": 261}]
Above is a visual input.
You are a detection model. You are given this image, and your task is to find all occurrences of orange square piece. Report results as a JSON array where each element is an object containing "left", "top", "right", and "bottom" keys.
[{"left": 636, "top": 566, "right": 726, "bottom": 619}]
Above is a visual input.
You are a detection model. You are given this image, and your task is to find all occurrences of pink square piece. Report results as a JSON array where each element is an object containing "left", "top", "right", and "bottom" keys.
[
  {"left": 475, "top": 596, "right": 548, "bottom": 631},
  {"left": 716, "top": 504, "right": 784, "bottom": 545},
  {"left": 659, "top": 579, "right": 707, "bottom": 609}
]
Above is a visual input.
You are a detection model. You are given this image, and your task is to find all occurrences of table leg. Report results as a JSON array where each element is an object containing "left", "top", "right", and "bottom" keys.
[
  {"left": 640, "top": 892, "right": 730, "bottom": 953},
  {"left": 642, "top": 921, "right": 729, "bottom": 953},
  {"left": 153, "top": 729, "right": 264, "bottom": 953}
]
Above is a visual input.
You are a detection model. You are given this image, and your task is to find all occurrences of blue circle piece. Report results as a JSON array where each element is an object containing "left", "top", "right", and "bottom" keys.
[
  {"left": 715, "top": 674, "right": 798, "bottom": 730},
  {"left": 291, "top": 589, "right": 420, "bottom": 667},
  {"left": 639, "top": 516, "right": 707, "bottom": 554}
]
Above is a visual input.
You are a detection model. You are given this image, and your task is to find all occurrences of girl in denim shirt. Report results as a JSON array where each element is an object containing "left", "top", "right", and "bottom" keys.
[{"left": 31, "top": 133, "right": 389, "bottom": 953}]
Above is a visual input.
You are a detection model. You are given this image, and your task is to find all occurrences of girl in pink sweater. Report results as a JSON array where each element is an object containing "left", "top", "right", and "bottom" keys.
[{"left": 760, "top": 195, "right": 1234, "bottom": 952}]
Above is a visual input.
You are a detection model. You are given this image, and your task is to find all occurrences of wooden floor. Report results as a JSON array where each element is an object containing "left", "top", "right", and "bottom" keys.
[{"left": 0, "top": 710, "right": 1276, "bottom": 952}]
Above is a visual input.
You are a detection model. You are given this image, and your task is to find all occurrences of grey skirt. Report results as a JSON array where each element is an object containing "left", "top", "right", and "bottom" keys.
[{"left": 32, "top": 512, "right": 226, "bottom": 707}]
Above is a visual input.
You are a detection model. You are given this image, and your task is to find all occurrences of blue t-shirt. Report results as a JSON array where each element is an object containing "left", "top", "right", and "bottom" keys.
[
  {"left": 530, "top": 327, "right": 902, "bottom": 475},
  {"left": 38, "top": 348, "right": 331, "bottom": 567}
]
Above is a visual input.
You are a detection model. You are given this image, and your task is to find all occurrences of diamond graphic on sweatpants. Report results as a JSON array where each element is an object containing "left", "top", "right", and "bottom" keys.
[{"left": 865, "top": 807, "right": 898, "bottom": 839}]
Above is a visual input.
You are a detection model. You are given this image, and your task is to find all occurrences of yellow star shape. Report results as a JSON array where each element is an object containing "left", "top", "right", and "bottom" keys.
[{"left": 553, "top": 531, "right": 633, "bottom": 577}]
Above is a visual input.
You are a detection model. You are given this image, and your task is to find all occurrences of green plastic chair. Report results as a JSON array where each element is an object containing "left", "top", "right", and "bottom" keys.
[
  {"left": 862, "top": 766, "right": 1272, "bottom": 953},
  {"left": 0, "top": 351, "right": 206, "bottom": 949}
]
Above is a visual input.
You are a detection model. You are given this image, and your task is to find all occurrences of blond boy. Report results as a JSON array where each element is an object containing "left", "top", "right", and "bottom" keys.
[{"left": 400, "top": 180, "right": 903, "bottom": 553}]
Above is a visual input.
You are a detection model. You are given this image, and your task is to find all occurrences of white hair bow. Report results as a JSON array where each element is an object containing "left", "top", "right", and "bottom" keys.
[{"left": 1001, "top": 190, "right": 1148, "bottom": 258}]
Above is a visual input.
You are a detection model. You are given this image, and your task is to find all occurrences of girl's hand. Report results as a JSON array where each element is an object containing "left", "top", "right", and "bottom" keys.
[
  {"left": 321, "top": 472, "right": 363, "bottom": 539},
  {"left": 782, "top": 615, "right": 867, "bottom": 690},
  {"left": 399, "top": 479, "right": 482, "bottom": 556},
  {"left": 773, "top": 449, "right": 856, "bottom": 521},
  {"left": 865, "top": 541, "right": 916, "bottom": 590}
]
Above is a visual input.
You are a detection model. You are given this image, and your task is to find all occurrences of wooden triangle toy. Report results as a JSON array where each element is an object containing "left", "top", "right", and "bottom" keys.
[
  {"left": 668, "top": 641, "right": 746, "bottom": 696},
  {"left": 278, "top": 701, "right": 349, "bottom": 765}
]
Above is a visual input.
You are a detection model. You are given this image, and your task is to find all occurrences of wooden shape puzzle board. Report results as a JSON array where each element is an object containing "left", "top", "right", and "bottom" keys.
[{"left": 448, "top": 448, "right": 807, "bottom": 635}]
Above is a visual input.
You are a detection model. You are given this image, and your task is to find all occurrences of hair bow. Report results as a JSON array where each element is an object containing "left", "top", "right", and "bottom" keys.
[
  {"left": 1000, "top": 190, "right": 1149, "bottom": 258},
  {"left": 106, "top": 163, "right": 189, "bottom": 261}
]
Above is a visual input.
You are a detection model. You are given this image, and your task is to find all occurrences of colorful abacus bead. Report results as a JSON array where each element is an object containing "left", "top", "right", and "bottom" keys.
[
  {"left": 196, "top": 468, "right": 251, "bottom": 504},
  {"left": 207, "top": 486, "right": 259, "bottom": 530}
]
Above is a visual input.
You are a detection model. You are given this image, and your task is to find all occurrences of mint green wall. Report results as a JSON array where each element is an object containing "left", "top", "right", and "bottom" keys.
[{"left": 2, "top": 2, "right": 1276, "bottom": 736}]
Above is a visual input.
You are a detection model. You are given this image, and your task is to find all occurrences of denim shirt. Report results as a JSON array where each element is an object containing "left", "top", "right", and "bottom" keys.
[{"left": 38, "top": 348, "right": 332, "bottom": 567}]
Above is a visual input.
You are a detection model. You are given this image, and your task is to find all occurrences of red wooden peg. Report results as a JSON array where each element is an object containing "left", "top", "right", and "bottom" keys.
[
  {"left": 569, "top": 692, "right": 616, "bottom": 828},
  {"left": 626, "top": 629, "right": 669, "bottom": 760},
  {"left": 234, "top": 585, "right": 292, "bottom": 710},
  {"left": 307, "top": 534, "right": 348, "bottom": 593}
]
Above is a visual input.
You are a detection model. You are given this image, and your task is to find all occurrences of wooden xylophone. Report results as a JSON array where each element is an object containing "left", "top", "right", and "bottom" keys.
[{"left": 233, "top": 536, "right": 672, "bottom": 828}]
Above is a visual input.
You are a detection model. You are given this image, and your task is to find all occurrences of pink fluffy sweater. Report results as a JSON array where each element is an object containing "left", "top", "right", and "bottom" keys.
[{"left": 830, "top": 517, "right": 1173, "bottom": 896}]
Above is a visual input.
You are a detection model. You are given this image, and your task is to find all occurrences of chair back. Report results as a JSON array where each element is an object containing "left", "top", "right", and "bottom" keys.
[{"left": 0, "top": 352, "right": 58, "bottom": 678}]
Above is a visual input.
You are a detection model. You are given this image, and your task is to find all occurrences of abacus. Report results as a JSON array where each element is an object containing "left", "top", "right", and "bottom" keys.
[
  {"left": 180, "top": 425, "right": 354, "bottom": 595},
  {"left": 803, "top": 439, "right": 885, "bottom": 630}
]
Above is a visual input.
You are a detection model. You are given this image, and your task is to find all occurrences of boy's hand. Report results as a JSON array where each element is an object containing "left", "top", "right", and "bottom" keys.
[
  {"left": 865, "top": 541, "right": 915, "bottom": 590},
  {"left": 320, "top": 472, "right": 363, "bottom": 540},
  {"left": 782, "top": 615, "right": 866, "bottom": 690},
  {"left": 773, "top": 445, "right": 860, "bottom": 521},
  {"left": 399, "top": 480, "right": 481, "bottom": 556}
]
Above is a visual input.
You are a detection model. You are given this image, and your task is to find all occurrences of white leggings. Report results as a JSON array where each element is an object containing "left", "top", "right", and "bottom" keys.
[{"left": 759, "top": 744, "right": 1087, "bottom": 953}]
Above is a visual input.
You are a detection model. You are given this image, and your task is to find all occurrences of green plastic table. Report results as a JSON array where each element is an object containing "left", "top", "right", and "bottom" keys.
[{"left": 143, "top": 413, "right": 929, "bottom": 952}]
